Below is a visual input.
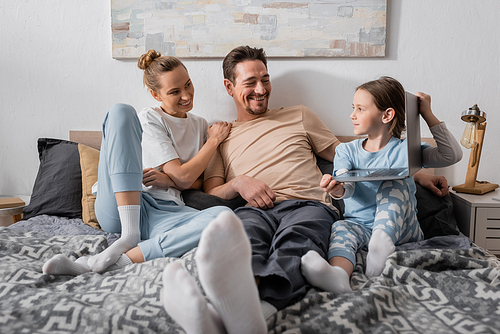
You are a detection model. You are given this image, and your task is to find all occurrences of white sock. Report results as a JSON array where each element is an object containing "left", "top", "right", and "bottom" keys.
[
  {"left": 163, "top": 261, "right": 225, "bottom": 334},
  {"left": 260, "top": 301, "right": 277, "bottom": 320},
  {"left": 42, "top": 254, "right": 132, "bottom": 276},
  {"left": 75, "top": 256, "right": 89, "bottom": 266},
  {"left": 365, "top": 229, "right": 396, "bottom": 278},
  {"left": 301, "top": 250, "right": 352, "bottom": 294},
  {"left": 42, "top": 254, "right": 91, "bottom": 276},
  {"left": 88, "top": 205, "right": 141, "bottom": 273},
  {"left": 104, "top": 254, "right": 133, "bottom": 272},
  {"left": 195, "top": 211, "right": 266, "bottom": 334}
]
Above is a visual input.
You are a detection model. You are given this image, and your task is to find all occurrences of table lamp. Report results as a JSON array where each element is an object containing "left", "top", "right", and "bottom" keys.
[{"left": 452, "top": 104, "right": 498, "bottom": 194}]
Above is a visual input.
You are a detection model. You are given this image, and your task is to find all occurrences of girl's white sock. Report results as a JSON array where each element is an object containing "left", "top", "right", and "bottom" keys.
[
  {"left": 365, "top": 229, "right": 395, "bottom": 277},
  {"left": 301, "top": 250, "right": 352, "bottom": 294},
  {"left": 88, "top": 205, "right": 141, "bottom": 273},
  {"left": 260, "top": 301, "right": 277, "bottom": 320},
  {"left": 195, "top": 211, "right": 267, "bottom": 334},
  {"left": 163, "top": 261, "right": 225, "bottom": 334}
]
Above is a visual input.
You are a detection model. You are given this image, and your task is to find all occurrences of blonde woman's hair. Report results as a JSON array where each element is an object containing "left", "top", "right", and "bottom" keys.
[{"left": 137, "top": 49, "right": 186, "bottom": 93}]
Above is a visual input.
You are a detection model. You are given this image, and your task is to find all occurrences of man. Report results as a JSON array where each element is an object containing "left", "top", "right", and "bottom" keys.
[
  {"left": 162, "top": 46, "right": 450, "bottom": 334},
  {"left": 203, "top": 45, "right": 340, "bottom": 311},
  {"left": 163, "top": 46, "right": 340, "bottom": 334}
]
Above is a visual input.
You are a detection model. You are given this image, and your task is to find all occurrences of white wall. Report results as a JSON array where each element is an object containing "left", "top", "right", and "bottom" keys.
[{"left": 1, "top": 0, "right": 499, "bottom": 198}]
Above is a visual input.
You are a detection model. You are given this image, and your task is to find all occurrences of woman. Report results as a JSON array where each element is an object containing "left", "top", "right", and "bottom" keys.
[{"left": 43, "top": 50, "right": 232, "bottom": 275}]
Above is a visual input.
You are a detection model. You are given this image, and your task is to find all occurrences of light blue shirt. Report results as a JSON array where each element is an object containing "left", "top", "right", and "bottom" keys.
[{"left": 334, "top": 137, "right": 430, "bottom": 227}]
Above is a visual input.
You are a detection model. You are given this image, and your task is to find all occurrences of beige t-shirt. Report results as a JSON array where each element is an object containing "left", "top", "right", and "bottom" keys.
[{"left": 204, "top": 105, "right": 339, "bottom": 208}]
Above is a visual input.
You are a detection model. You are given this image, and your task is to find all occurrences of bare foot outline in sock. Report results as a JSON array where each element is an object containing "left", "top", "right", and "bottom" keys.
[{"left": 162, "top": 211, "right": 267, "bottom": 334}]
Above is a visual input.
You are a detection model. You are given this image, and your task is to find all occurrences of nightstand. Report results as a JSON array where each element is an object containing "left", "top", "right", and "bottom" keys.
[
  {"left": 450, "top": 190, "right": 500, "bottom": 256},
  {"left": 0, "top": 196, "right": 28, "bottom": 227}
]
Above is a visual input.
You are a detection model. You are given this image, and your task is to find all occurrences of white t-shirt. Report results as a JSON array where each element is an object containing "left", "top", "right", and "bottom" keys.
[{"left": 138, "top": 106, "right": 208, "bottom": 205}]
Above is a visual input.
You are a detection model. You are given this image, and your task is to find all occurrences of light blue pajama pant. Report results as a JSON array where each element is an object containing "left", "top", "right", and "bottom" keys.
[
  {"left": 94, "top": 103, "right": 231, "bottom": 261},
  {"left": 327, "top": 179, "right": 424, "bottom": 267}
]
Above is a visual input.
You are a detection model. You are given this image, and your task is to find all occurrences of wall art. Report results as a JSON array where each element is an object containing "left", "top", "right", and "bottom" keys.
[{"left": 111, "top": 0, "right": 386, "bottom": 58}]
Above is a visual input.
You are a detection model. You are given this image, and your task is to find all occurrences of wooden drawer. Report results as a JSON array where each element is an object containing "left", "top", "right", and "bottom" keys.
[
  {"left": 475, "top": 208, "right": 500, "bottom": 253},
  {"left": 485, "top": 239, "right": 500, "bottom": 253}
]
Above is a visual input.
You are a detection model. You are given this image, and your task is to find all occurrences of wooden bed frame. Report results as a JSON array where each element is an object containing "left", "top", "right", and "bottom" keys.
[
  {"left": 69, "top": 131, "right": 436, "bottom": 149},
  {"left": 69, "top": 130, "right": 436, "bottom": 175}
]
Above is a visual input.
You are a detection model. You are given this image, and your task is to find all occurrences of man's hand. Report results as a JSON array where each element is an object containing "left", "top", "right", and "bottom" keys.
[
  {"left": 143, "top": 168, "right": 176, "bottom": 189},
  {"left": 233, "top": 175, "right": 276, "bottom": 209},
  {"left": 320, "top": 174, "right": 345, "bottom": 198},
  {"left": 414, "top": 172, "right": 449, "bottom": 197}
]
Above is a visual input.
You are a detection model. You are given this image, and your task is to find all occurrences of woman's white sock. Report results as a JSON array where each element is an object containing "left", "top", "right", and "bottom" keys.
[
  {"left": 104, "top": 253, "right": 133, "bottom": 272},
  {"left": 42, "top": 254, "right": 91, "bottom": 276},
  {"left": 43, "top": 253, "right": 133, "bottom": 276},
  {"left": 88, "top": 205, "right": 141, "bottom": 273}
]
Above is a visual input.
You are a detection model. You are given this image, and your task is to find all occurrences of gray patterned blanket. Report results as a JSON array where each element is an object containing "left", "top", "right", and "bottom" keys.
[{"left": 1, "top": 226, "right": 499, "bottom": 333}]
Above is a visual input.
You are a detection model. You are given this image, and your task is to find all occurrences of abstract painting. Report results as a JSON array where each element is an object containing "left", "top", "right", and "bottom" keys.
[{"left": 111, "top": 0, "right": 386, "bottom": 58}]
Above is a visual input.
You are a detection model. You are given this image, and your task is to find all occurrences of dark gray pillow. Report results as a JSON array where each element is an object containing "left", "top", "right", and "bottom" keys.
[
  {"left": 22, "top": 138, "right": 82, "bottom": 220},
  {"left": 415, "top": 182, "right": 459, "bottom": 239},
  {"left": 182, "top": 189, "right": 247, "bottom": 210},
  {"left": 182, "top": 155, "right": 345, "bottom": 215}
]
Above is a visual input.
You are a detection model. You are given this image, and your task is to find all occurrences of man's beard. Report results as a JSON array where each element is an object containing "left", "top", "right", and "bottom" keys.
[
  {"left": 245, "top": 106, "right": 268, "bottom": 115},
  {"left": 245, "top": 96, "right": 268, "bottom": 115}
]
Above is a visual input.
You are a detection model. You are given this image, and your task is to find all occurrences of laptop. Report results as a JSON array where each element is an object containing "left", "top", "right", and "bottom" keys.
[{"left": 331, "top": 91, "right": 422, "bottom": 182}]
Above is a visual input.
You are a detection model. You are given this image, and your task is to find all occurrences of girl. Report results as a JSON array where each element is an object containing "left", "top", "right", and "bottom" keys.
[
  {"left": 43, "top": 50, "right": 232, "bottom": 275},
  {"left": 301, "top": 76, "right": 462, "bottom": 294}
]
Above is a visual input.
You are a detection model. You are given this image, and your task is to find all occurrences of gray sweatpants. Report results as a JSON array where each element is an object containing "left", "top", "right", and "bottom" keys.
[{"left": 235, "top": 199, "right": 338, "bottom": 310}]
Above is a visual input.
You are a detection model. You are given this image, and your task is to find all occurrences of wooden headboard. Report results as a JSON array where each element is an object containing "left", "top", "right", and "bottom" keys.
[
  {"left": 69, "top": 131, "right": 436, "bottom": 174},
  {"left": 70, "top": 130, "right": 102, "bottom": 150},
  {"left": 70, "top": 131, "right": 436, "bottom": 148}
]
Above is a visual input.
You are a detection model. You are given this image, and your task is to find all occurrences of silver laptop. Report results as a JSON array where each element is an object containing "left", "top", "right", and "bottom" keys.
[{"left": 331, "top": 91, "right": 421, "bottom": 182}]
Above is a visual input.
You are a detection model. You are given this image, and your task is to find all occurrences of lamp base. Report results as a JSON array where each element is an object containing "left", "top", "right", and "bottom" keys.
[{"left": 452, "top": 181, "right": 499, "bottom": 195}]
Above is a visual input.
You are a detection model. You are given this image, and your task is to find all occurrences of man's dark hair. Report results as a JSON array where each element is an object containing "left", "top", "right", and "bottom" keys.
[{"left": 223, "top": 46, "right": 267, "bottom": 84}]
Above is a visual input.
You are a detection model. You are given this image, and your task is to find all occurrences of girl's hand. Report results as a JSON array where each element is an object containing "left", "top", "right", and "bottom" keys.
[
  {"left": 207, "top": 121, "right": 232, "bottom": 144},
  {"left": 143, "top": 168, "right": 176, "bottom": 189},
  {"left": 320, "top": 174, "right": 345, "bottom": 198},
  {"left": 415, "top": 92, "right": 432, "bottom": 117},
  {"left": 415, "top": 92, "right": 440, "bottom": 127}
]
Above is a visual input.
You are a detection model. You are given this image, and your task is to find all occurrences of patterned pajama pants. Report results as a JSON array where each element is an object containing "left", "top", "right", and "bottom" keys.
[{"left": 327, "top": 180, "right": 424, "bottom": 266}]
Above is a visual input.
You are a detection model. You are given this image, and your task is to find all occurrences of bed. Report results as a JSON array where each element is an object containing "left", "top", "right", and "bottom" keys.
[{"left": 1, "top": 132, "right": 499, "bottom": 333}]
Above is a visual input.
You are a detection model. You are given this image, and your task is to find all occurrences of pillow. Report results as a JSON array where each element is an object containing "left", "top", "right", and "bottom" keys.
[
  {"left": 79, "top": 143, "right": 101, "bottom": 230},
  {"left": 415, "top": 182, "right": 459, "bottom": 239},
  {"left": 182, "top": 189, "right": 247, "bottom": 210},
  {"left": 23, "top": 138, "right": 102, "bottom": 230},
  {"left": 23, "top": 138, "right": 83, "bottom": 220},
  {"left": 182, "top": 155, "right": 346, "bottom": 216}
]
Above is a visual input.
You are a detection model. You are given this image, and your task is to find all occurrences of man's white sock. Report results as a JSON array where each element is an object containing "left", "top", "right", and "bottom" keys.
[
  {"left": 88, "top": 205, "right": 141, "bottom": 273},
  {"left": 196, "top": 211, "right": 267, "bottom": 334},
  {"left": 163, "top": 261, "right": 225, "bottom": 334},
  {"left": 365, "top": 229, "right": 395, "bottom": 277},
  {"left": 301, "top": 250, "right": 352, "bottom": 294}
]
